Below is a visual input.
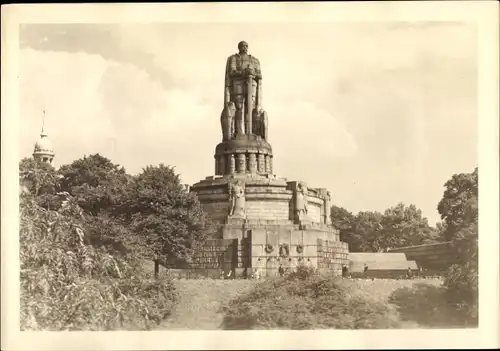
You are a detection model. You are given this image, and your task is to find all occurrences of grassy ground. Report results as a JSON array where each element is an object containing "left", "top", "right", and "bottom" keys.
[
  {"left": 156, "top": 277, "right": 443, "bottom": 330},
  {"left": 157, "top": 279, "right": 258, "bottom": 330}
]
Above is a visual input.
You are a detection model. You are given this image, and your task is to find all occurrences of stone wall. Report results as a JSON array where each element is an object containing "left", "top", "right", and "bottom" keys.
[
  {"left": 307, "top": 201, "right": 322, "bottom": 223},
  {"left": 164, "top": 238, "right": 237, "bottom": 278},
  {"left": 317, "top": 239, "right": 349, "bottom": 275},
  {"left": 249, "top": 227, "right": 347, "bottom": 277},
  {"left": 200, "top": 201, "right": 230, "bottom": 223},
  {"left": 245, "top": 199, "right": 290, "bottom": 220}
]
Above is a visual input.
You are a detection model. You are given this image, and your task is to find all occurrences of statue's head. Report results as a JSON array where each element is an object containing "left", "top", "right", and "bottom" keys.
[{"left": 238, "top": 41, "right": 249, "bottom": 54}]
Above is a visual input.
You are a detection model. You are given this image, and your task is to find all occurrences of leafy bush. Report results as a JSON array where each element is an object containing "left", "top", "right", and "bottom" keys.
[
  {"left": 220, "top": 268, "right": 400, "bottom": 330},
  {"left": 389, "top": 282, "right": 477, "bottom": 328},
  {"left": 20, "top": 191, "right": 178, "bottom": 330},
  {"left": 443, "top": 242, "right": 478, "bottom": 325}
]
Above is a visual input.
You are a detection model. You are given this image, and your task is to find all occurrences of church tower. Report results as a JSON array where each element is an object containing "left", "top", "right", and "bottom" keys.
[{"left": 32, "top": 109, "right": 55, "bottom": 165}]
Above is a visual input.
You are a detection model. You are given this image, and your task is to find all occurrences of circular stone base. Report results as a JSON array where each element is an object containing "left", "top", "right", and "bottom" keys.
[
  {"left": 213, "top": 135, "right": 274, "bottom": 176},
  {"left": 215, "top": 135, "right": 272, "bottom": 155}
]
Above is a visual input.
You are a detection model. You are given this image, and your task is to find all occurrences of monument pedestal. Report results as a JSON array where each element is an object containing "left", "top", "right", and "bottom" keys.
[
  {"left": 190, "top": 173, "right": 349, "bottom": 277},
  {"left": 181, "top": 41, "right": 349, "bottom": 278}
]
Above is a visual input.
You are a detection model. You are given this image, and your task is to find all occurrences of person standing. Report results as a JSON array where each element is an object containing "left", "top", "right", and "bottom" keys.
[
  {"left": 407, "top": 267, "right": 413, "bottom": 279},
  {"left": 278, "top": 264, "right": 285, "bottom": 277}
]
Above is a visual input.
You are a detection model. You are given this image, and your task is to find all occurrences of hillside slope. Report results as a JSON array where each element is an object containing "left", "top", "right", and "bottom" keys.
[{"left": 158, "top": 279, "right": 258, "bottom": 330}]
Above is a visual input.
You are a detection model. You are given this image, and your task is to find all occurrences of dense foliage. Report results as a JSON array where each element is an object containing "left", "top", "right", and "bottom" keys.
[
  {"left": 118, "top": 164, "right": 216, "bottom": 265},
  {"left": 20, "top": 189, "right": 178, "bottom": 330},
  {"left": 438, "top": 167, "right": 478, "bottom": 323},
  {"left": 331, "top": 203, "right": 439, "bottom": 252},
  {"left": 19, "top": 154, "right": 216, "bottom": 330},
  {"left": 220, "top": 266, "right": 400, "bottom": 329}
]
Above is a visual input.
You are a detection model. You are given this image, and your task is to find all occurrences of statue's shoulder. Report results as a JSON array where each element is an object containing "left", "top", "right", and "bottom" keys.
[{"left": 249, "top": 55, "right": 260, "bottom": 62}]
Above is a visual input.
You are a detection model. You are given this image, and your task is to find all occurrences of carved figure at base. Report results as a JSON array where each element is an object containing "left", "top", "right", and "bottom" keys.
[
  {"left": 229, "top": 179, "right": 246, "bottom": 217},
  {"left": 220, "top": 102, "right": 236, "bottom": 141},
  {"left": 318, "top": 188, "right": 332, "bottom": 225},
  {"left": 324, "top": 190, "right": 331, "bottom": 225},
  {"left": 294, "top": 182, "right": 308, "bottom": 221}
]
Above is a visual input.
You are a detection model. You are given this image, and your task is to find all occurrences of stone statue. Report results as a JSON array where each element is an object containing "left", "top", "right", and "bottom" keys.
[
  {"left": 252, "top": 109, "right": 261, "bottom": 136},
  {"left": 220, "top": 102, "right": 236, "bottom": 141},
  {"left": 251, "top": 108, "right": 268, "bottom": 140},
  {"left": 294, "top": 182, "right": 308, "bottom": 220},
  {"left": 224, "top": 41, "right": 267, "bottom": 137},
  {"left": 318, "top": 188, "right": 332, "bottom": 225},
  {"left": 229, "top": 179, "right": 246, "bottom": 217},
  {"left": 260, "top": 109, "right": 268, "bottom": 140},
  {"left": 325, "top": 191, "right": 331, "bottom": 224}
]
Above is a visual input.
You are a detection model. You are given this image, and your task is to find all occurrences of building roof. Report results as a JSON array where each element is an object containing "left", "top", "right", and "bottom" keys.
[
  {"left": 33, "top": 132, "right": 55, "bottom": 156},
  {"left": 349, "top": 252, "right": 418, "bottom": 271}
]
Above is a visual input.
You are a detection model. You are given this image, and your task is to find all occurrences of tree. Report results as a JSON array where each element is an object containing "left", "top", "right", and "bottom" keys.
[
  {"left": 351, "top": 210, "right": 384, "bottom": 252},
  {"left": 333, "top": 203, "right": 436, "bottom": 252},
  {"left": 57, "top": 154, "right": 131, "bottom": 215},
  {"left": 19, "top": 157, "right": 58, "bottom": 196},
  {"left": 437, "top": 167, "right": 478, "bottom": 323},
  {"left": 330, "top": 206, "right": 357, "bottom": 249},
  {"left": 118, "top": 164, "right": 216, "bottom": 275},
  {"left": 437, "top": 167, "right": 478, "bottom": 241},
  {"left": 434, "top": 221, "right": 448, "bottom": 242},
  {"left": 19, "top": 157, "right": 62, "bottom": 210},
  {"left": 378, "top": 203, "right": 436, "bottom": 249}
]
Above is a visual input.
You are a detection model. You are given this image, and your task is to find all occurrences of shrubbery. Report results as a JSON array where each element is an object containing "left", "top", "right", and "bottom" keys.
[
  {"left": 220, "top": 266, "right": 400, "bottom": 329},
  {"left": 20, "top": 183, "right": 178, "bottom": 330},
  {"left": 19, "top": 154, "right": 217, "bottom": 330},
  {"left": 442, "top": 229, "right": 478, "bottom": 324}
]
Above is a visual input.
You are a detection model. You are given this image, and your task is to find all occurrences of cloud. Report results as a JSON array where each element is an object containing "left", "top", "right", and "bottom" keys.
[
  {"left": 20, "top": 47, "right": 357, "bottom": 185},
  {"left": 19, "top": 24, "right": 182, "bottom": 91},
  {"left": 19, "top": 22, "right": 478, "bottom": 224}
]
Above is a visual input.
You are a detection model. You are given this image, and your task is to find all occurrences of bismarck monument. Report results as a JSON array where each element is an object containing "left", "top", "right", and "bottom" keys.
[{"left": 189, "top": 41, "right": 349, "bottom": 278}]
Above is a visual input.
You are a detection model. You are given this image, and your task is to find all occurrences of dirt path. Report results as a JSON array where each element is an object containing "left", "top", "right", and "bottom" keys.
[{"left": 158, "top": 279, "right": 257, "bottom": 330}]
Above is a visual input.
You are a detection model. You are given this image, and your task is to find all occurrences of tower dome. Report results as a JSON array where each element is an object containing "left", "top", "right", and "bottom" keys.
[
  {"left": 33, "top": 131, "right": 55, "bottom": 164},
  {"left": 32, "top": 108, "right": 55, "bottom": 165}
]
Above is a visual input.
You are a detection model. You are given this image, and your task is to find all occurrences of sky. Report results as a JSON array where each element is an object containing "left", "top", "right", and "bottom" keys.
[{"left": 18, "top": 22, "right": 478, "bottom": 225}]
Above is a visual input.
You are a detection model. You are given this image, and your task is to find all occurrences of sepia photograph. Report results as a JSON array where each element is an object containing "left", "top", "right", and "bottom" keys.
[{"left": 2, "top": 2, "right": 499, "bottom": 350}]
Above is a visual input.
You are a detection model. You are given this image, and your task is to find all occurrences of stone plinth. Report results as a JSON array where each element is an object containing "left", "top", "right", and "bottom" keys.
[
  {"left": 214, "top": 134, "right": 273, "bottom": 176},
  {"left": 190, "top": 173, "right": 348, "bottom": 277}
]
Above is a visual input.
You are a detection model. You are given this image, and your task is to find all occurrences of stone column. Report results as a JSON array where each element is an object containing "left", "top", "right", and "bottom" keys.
[
  {"left": 257, "top": 154, "right": 266, "bottom": 173},
  {"left": 269, "top": 156, "right": 273, "bottom": 174},
  {"left": 218, "top": 155, "right": 226, "bottom": 175},
  {"left": 249, "top": 153, "right": 257, "bottom": 173},
  {"left": 229, "top": 154, "right": 235, "bottom": 174},
  {"left": 265, "top": 155, "right": 271, "bottom": 174},
  {"left": 215, "top": 157, "right": 219, "bottom": 175},
  {"left": 236, "top": 153, "right": 246, "bottom": 173}
]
